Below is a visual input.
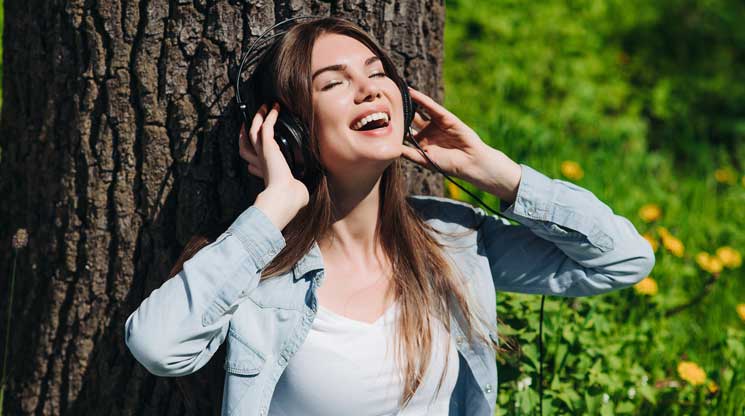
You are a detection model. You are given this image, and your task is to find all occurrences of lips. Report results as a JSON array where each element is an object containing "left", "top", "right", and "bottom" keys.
[{"left": 349, "top": 105, "right": 392, "bottom": 130}]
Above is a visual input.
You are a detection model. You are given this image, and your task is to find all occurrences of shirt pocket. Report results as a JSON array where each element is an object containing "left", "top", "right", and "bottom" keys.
[
  {"left": 223, "top": 330, "right": 267, "bottom": 415},
  {"left": 224, "top": 329, "right": 267, "bottom": 376}
]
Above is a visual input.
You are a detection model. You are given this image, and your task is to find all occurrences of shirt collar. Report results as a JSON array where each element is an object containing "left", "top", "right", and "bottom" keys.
[{"left": 292, "top": 240, "right": 325, "bottom": 282}]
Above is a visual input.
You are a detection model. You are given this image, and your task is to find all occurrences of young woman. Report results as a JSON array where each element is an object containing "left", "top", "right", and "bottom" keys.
[{"left": 125, "top": 17, "right": 655, "bottom": 416}]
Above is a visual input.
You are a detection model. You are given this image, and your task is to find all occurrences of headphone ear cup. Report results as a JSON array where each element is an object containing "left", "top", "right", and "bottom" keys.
[{"left": 274, "top": 110, "right": 309, "bottom": 180}]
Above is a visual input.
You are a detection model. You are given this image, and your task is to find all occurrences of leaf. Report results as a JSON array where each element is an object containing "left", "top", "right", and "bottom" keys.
[
  {"left": 616, "top": 401, "right": 636, "bottom": 413},
  {"left": 639, "top": 384, "right": 657, "bottom": 405}
]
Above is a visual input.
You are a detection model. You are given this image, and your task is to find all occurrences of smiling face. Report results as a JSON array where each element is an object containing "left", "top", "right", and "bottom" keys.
[{"left": 310, "top": 33, "right": 404, "bottom": 181}]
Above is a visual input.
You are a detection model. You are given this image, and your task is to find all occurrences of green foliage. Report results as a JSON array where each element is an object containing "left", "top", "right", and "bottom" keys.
[{"left": 444, "top": 0, "right": 745, "bottom": 414}]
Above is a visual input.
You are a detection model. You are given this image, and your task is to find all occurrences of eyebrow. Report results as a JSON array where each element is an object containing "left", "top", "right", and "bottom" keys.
[{"left": 311, "top": 56, "right": 382, "bottom": 81}]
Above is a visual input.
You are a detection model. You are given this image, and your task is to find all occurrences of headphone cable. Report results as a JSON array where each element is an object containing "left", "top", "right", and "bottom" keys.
[{"left": 405, "top": 128, "right": 547, "bottom": 414}]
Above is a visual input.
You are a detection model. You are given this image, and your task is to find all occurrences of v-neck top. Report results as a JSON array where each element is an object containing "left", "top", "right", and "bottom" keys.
[{"left": 268, "top": 300, "right": 460, "bottom": 415}]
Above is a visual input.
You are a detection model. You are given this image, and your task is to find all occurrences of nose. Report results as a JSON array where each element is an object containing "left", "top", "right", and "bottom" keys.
[{"left": 354, "top": 73, "right": 382, "bottom": 104}]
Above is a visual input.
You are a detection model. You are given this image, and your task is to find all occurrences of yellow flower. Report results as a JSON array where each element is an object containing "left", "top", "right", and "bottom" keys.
[
  {"left": 737, "top": 304, "right": 745, "bottom": 322},
  {"left": 695, "top": 252, "right": 724, "bottom": 275},
  {"left": 643, "top": 233, "right": 658, "bottom": 252},
  {"left": 736, "top": 304, "right": 745, "bottom": 322},
  {"left": 677, "top": 361, "right": 707, "bottom": 386},
  {"left": 656, "top": 226, "right": 670, "bottom": 238},
  {"left": 707, "top": 380, "right": 719, "bottom": 394},
  {"left": 634, "top": 276, "right": 658, "bottom": 295},
  {"left": 714, "top": 168, "right": 736, "bottom": 185},
  {"left": 639, "top": 204, "right": 662, "bottom": 223},
  {"left": 715, "top": 246, "right": 742, "bottom": 269},
  {"left": 446, "top": 181, "right": 462, "bottom": 200},
  {"left": 560, "top": 160, "right": 584, "bottom": 181},
  {"left": 661, "top": 233, "right": 685, "bottom": 257}
]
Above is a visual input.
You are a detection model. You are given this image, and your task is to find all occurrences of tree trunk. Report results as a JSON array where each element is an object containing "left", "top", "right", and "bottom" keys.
[{"left": 0, "top": 1, "right": 445, "bottom": 415}]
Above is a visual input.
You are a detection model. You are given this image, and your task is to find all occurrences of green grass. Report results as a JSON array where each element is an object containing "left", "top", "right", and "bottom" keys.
[{"left": 443, "top": 0, "right": 745, "bottom": 414}]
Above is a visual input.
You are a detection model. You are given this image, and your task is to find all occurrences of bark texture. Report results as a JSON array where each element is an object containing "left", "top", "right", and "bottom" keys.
[{"left": 0, "top": 0, "right": 445, "bottom": 414}]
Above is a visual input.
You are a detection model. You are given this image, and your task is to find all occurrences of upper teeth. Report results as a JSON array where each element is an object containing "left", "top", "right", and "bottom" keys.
[{"left": 352, "top": 112, "right": 389, "bottom": 130}]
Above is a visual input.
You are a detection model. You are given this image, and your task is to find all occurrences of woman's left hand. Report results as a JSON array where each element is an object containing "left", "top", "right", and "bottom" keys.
[{"left": 400, "top": 87, "right": 522, "bottom": 202}]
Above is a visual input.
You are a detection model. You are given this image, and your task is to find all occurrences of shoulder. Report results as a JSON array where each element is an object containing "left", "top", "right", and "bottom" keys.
[{"left": 405, "top": 194, "right": 483, "bottom": 231}]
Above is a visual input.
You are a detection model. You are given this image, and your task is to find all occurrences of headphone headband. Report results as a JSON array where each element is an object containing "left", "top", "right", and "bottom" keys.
[{"left": 235, "top": 15, "right": 320, "bottom": 107}]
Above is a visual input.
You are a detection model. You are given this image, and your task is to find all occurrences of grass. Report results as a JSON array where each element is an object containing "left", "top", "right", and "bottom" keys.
[{"left": 442, "top": 0, "right": 745, "bottom": 414}]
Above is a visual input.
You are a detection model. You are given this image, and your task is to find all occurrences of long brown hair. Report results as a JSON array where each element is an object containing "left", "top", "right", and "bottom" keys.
[{"left": 174, "top": 16, "right": 517, "bottom": 410}]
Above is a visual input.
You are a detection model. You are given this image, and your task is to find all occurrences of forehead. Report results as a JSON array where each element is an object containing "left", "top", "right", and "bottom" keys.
[{"left": 311, "top": 33, "right": 377, "bottom": 69}]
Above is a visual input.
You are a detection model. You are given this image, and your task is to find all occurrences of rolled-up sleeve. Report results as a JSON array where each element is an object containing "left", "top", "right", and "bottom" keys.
[{"left": 477, "top": 163, "right": 655, "bottom": 297}]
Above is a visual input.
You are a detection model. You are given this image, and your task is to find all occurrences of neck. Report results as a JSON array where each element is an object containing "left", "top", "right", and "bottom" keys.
[{"left": 319, "top": 171, "right": 385, "bottom": 268}]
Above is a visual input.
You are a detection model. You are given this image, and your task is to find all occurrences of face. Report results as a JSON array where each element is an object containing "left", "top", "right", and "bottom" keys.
[{"left": 310, "top": 33, "right": 404, "bottom": 180}]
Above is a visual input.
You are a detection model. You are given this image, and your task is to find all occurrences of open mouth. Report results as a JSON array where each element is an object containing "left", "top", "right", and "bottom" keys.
[{"left": 350, "top": 112, "right": 391, "bottom": 132}]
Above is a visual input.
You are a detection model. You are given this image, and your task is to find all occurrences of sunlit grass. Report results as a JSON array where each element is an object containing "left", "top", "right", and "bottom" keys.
[{"left": 444, "top": 0, "right": 745, "bottom": 413}]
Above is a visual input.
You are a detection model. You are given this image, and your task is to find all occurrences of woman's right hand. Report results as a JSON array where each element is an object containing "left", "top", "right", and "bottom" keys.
[{"left": 240, "top": 102, "right": 310, "bottom": 228}]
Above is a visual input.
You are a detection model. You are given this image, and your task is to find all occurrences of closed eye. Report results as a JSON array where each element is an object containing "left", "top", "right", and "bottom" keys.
[{"left": 321, "top": 72, "right": 387, "bottom": 91}]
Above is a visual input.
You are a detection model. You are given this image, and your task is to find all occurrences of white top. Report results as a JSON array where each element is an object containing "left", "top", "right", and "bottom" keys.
[{"left": 268, "top": 300, "right": 460, "bottom": 415}]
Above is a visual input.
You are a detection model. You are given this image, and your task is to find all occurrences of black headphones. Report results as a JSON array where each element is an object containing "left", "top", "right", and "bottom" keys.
[{"left": 233, "top": 15, "right": 549, "bottom": 415}]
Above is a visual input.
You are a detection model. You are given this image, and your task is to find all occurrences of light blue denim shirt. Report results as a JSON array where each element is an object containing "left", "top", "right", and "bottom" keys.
[{"left": 124, "top": 163, "right": 655, "bottom": 416}]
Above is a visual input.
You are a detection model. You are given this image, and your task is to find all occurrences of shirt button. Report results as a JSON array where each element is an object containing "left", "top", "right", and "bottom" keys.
[
  {"left": 456, "top": 336, "right": 465, "bottom": 346},
  {"left": 485, "top": 384, "right": 493, "bottom": 394},
  {"left": 278, "top": 356, "right": 287, "bottom": 366},
  {"left": 305, "top": 309, "right": 314, "bottom": 318},
  {"left": 527, "top": 207, "right": 535, "bottom": 216},
  {"left": 260, "top": 408, "right": 266, "bottom": 416}
]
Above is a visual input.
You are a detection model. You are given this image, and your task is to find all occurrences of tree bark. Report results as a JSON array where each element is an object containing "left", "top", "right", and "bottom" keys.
[{"left": 0, "top": 1, "right": 445, "bottom": 415}]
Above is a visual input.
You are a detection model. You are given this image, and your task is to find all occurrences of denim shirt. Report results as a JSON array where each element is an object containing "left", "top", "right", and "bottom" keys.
[{"left": 124, "top": 163, "right": 655, "bottom": 416}]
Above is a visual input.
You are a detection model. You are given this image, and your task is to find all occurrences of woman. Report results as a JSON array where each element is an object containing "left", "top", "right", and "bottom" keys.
[{"left": 124, "top": 17, "right": 655, "bottom": 416}]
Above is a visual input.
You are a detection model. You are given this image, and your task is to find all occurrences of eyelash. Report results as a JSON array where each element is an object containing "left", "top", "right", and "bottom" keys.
[{"left": 322, "top": 72, "right": 387, "bottom": 91}]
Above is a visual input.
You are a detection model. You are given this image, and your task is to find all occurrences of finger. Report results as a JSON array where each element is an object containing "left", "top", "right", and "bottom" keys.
[
  {"left": 247, "top": 162, "right": 264, "bottom": 178},
  {"left": 411, "top": 111, "right": 429, "bottom": 132},
  {"left": 239, "top": 146, "right": 261, "bottom": 165},
  {"left": 407, "top": 87, "right": 458, "bottom": 129},
  {"left": 407, "top": 129, "right": 431, "bottom": 147},
  {"left": 249, "top": 104, "right": 269, "bottom": 148},
  {"left": 239, "top": 122, "right": 256, "bottom": 154},
  {"left": 259, "top": 103, "right": 287, "bottom": 176},
  {"left": 400, "top": 144, "right": 434, "bottom": 170}
]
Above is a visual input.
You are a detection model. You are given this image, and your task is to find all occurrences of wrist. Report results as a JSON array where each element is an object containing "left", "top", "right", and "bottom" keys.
[
  {"left": 254, "top": 187, "right": 304, "bottom": 230},
  {"left": 470, "top": 148, "right": 521, "bottom": 204}
]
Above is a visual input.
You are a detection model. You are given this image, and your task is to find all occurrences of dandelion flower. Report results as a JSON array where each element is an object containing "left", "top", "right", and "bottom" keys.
[
  {"left": 737, "top": 304, "right": 745, "bottom": 322},
  {"left": 661, "top": 233, "right": 685, "bottom": 257},
  {"left": 677, "top": 361, "right": 707, "bottom": 386},
  {"left": 639, "top": 204, "right": 662, "bottom": 223},
  {"left": 634, "top": 277, "right": 658, "bottom": 295},
  {"left": 560, "top": 160, "right": 584, "bottom": 181},
  {"left": 714, "top": 168, "right": 736, "bottom": 185},
  {"left": 696, "top": 252, "right": 723, "bottom": 275},
  {"left": 715, "top": 246, "right": 742, "bottom": 269},
  {"left": 446, "top": 181, "right": 462, "bottom": 200},
  {"left": 707, "top": 380, "right": 719, "bottom": 394},
  {"left": 643, "top": 233, "right": 658, "bottom": 252}
]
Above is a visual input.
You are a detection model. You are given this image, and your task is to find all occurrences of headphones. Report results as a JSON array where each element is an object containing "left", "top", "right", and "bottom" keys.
[{"left": 233, "top": 15, "right": 549, "bottom": 415}]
